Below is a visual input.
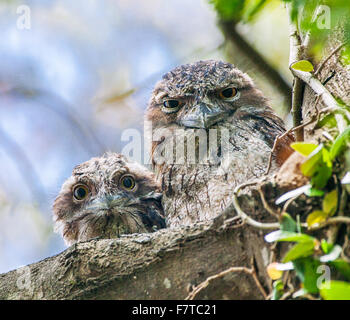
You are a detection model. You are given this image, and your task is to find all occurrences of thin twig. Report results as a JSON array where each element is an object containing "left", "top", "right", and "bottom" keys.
[
  {"left": 314, "top": 42, "right": 346, "bottom": 76},
  {"left": 232, "top": 181, "right": 280, "bottom": 230},
  {"left": 268, "top": 242, "right": 279, "bottom": 291},
  {"left": 309, "top": 216, "right": 350, "bottom": 231},
  {"left": 291, "top": 80, "right": 305, "bottom": 141},
  {"left": 285, "top": 6, "right": 349, "bottom": 138},
  {"left": 341, "top": 232, "right": 350, "bottom": 263},
  {"left": 185, "top": 259, "right": 267, "bottom": 300},
  {"left": 185, "top": 267, "right": 251, "bottom": 300},
  {"left": 258, "top": 186, "right": 280, "bottom": 218},
  {"left": 280, "top": 291, "right": 293, "bottom": 300},
  {"left": 282, "top": 195, "right": 299, "bottom": 215},
  {"left": 290, "top": 69, "right": 350, "bottom": 132},
  {"left": 219, "top": 215, "right": 245, "bottom": 231}
]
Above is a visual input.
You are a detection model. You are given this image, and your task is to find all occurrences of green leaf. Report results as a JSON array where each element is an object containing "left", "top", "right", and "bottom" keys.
[
  {"left": 304, "top": 188, "right": 324, "bottom": 197},
  {"left": 341, "top": 46, "right": 350, "bottom": 65},
  {"left": 265, "top": 230, "right": 315, "bottom": 243},
  {"left": 290, "top": 142, "right": 318, "bottom": 156},
  {"left": 320, "top": 281, "right": 350, "bottom": 300},
  {"left": 293, "top": 258, "right": 321, "bottom": 294},
  {"left": 329, "top": 127, "right": 350, "bottom": 161},
  {"left": 300, "top": 144, "right": 324, "bottom": 177},
  {"left": 321, "top": 239, "right": 334, "bottom": 254},
  {"left": 320, "top": 245, "right": 342, "bottom": 263},
  {"left": 296, "top": 144, "right": 333, "bottom": 190},
  {"left": 291, "top": 60, "right": 314, "bottom": 72},
  {"left": 306, "top": 210, "right": 328, "bottom": 228},
  {"left": 330, "top": 260, "right": 350, "bottom": 281},
  {"left": 242, "top": 0, "right": 267, "bottom": 22},
  {"left": 322, "top": 190, "right": 338, "bottom": 216},
  {"left": 271, "top": 280, "right": 284, "bottom": 300},
  {"left": 315, "top": 113, "right": 337, "bottom": 129},
  {"left": 283, "top": 0, "right": 307, "bottom": 22},
  {"left": 322, "top": 148, "right": 332, "bottom": 167},
  {"left": 310, "top": 164, "right": 332, "bottom": 190},
  {"left": 210, "top": 0, "right": 245, "bottom": 21},
  {"left": 280, "top": 212, "right": 297, "bottom": 232},
  {"left": 283, "top": 241, "right": 315, "bottom": 262}
]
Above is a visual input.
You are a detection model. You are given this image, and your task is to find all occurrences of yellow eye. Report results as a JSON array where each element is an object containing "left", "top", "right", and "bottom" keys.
[
  {"left": 73, "top": 184, "right": 89, "bottom": 201},
  {"left": 219, "top": 87, "right": 238, "bottom": 99},
  {"left": 120, "top": 175, "right": 136, "bottom": 190}
]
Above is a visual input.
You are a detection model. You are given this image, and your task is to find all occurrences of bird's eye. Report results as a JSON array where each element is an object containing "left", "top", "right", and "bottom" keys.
[
  {"left": 164, "top": 100, "right": 179, "bottom": 108},
  {"left": 120, "top": 175, "right": 136, "bottom": 191},
  {"left": 73, "top": 184, "right": 89, "bottom": 201},
  {"left": 219, "top": 87, "right": 238, "bottom": 99},
  {"left": 162, "top": 99, "right": 181, "bottom": 113}
]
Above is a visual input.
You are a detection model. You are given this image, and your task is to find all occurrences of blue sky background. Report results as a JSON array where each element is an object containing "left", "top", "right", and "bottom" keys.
[{"left": 0, "top": 0, "right": 291, "bottom": 273}]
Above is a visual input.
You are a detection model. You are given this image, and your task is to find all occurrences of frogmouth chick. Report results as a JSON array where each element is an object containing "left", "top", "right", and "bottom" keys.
[{"left": 53, "top": 153, "right": 166, "bottom": 246}]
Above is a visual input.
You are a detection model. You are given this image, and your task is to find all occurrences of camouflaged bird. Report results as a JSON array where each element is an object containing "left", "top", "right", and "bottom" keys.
[
  {"left": 145, "top": 60, "right": 294, "bottom": 227},
  {"left": 53, "top": 153, "right": 166, "bottom": 246}
]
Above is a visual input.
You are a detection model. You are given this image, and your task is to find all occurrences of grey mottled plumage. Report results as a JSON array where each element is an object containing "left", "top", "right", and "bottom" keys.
[
  {"left": 53, "top": 153, "right": 165, "bottom": 246},
  {"left": 146, "top": 60, "right": 293, "bottom": 227}
]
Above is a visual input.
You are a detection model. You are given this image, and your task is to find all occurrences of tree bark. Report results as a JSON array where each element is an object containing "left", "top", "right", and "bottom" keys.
[
  {"left": 303, "top": 29, "right": 350, "bottom": 141},
  {"left": 0, "top": 182, "right": 286, "bottom": 300}
]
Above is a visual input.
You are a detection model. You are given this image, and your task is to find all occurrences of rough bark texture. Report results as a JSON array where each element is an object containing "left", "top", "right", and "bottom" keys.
[
  {"left": 303, "top": 28, "right": 350, "bottom": 141},
  {"left": 0, "top": 183, "right": 285, "bottom": 300}
]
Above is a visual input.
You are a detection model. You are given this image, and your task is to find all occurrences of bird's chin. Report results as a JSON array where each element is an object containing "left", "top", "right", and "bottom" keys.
[{"left": 77, "top": 210, "right": 138, "bottom": 239}]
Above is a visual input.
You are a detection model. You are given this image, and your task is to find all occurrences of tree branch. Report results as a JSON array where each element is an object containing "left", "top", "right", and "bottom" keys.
[
  {"left": 1, "top": 181, "right": 285, "bottom": 300},
  {"left": 231, "top": 180, "right": 280, "bottom": 230},
  {"left": 185, "top": 260, "right": 267, "bottom": 300},
  {"left": 290, "top": 68, "right": 350, "bottom": 133},
  {"left": 287, "top": 3, "right": 305, "bottom": 141},
  {"left": 219, "top": 20, "right": 292, "bottom": 108}
]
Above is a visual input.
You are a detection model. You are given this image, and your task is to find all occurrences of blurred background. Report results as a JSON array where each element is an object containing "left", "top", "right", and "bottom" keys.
[{"left": 0, "top": 0, "right": 292, "bottom": 273}]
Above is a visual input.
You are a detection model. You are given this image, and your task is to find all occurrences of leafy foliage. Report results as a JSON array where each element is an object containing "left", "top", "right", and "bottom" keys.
[
  {"left": 210, "top": 0, "right": 350, "bottom": 65},
  {"left": 209, "top": 0, "right": 269, "bottom": 22},
  {"left": 208, "top": 0, "right": 350, "bottom": 300},
  {"left": 283, "top": 0, "right": 350, "bottom": 63},
  {"left": 320, "top": 281, "right": 350, "bottom": 300},
  {"left": 265, "top": 214, "right": 350, "bottom": 298},
  {"left": 266, "top": 128, "right": 350, "bottom": 299}
]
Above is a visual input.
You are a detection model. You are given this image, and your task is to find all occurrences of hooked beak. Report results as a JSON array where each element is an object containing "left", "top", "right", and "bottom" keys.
[
  {"left": 87, "top": 194, "right": 129, "bottom": 212},
  {"left": 179, "top": 103, "right": 226, "bottom": 129},
  {"left": 88, "top": 192, "right": 162, "bottom": 212}
]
